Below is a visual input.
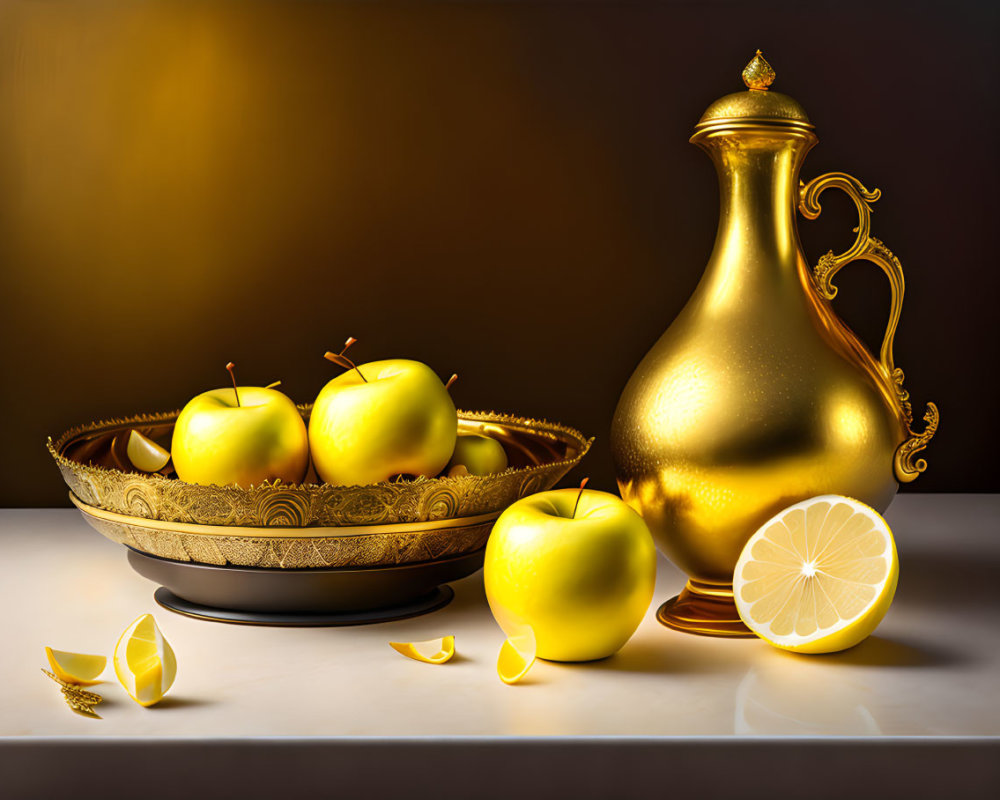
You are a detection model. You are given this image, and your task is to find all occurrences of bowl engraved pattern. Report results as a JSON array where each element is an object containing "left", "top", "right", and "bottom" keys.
[{"left": 52, "top": 408, "right": 591, "bottom": 569}]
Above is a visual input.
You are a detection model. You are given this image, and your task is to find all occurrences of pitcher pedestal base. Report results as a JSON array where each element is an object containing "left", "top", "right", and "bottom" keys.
[{"left": 656, "top": 580, "right": 755, "bottom": 638}]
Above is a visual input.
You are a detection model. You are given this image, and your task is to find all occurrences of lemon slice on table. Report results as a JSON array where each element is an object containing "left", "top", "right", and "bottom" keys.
[
  {"left": 733, "top": 495, "right": 898, "bottom": 654},
  {"left": 389, "top": 636, "right": 455, "bottom": 664},
  {"left": 127, "top": 430, "right": 171, "bottom": 472},
  {"left": 114, "top": 614, "right": 177, "bottom": 706},
  {"left": 497, "top": 628, "right": 536, "bottom": 685},
  {"left": 45, "top": 647, "right": 107, "bottom": 686}
]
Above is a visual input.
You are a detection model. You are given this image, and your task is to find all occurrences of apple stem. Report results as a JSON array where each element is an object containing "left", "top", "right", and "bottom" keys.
[
  {"left": 264, "top": 380, "right": 281, "bottom": 390},
  {"left": 445, "top": 373, "right": 458, "bottom": 391},
  {"left": 324, "top": 336, "right": 368, "bottom": 383},
  {"left": 571, "top": 477, "right": 589, "bottom": 519},
  {"left": 225, "top": 362, "right": 241, "bottom": 407}
]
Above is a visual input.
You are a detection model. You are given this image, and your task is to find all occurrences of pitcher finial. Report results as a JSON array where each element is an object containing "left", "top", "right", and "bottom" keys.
[{"left": 742, "top": 50, "right": 776, "bottom": 91}]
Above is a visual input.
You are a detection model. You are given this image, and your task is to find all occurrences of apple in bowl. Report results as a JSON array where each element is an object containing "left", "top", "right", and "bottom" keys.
[
  {"left": 171, "top": 364, "right": 309, "bottom": 489},
  {"left": 448, "top": 433, "right": 508, "bottom": 477},
  {"left": 309, "top": 339, "right": 458, "bottom": 486}
]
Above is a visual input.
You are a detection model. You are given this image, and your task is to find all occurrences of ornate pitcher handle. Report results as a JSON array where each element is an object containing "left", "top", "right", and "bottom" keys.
[{"left": 798, "top": 172, "right": 938, "bottom": 483}]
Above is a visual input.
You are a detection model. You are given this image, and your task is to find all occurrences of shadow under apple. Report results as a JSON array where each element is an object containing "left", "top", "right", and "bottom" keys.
[{"left": 580, "top": 634, "right": 754, "bottom": 676}]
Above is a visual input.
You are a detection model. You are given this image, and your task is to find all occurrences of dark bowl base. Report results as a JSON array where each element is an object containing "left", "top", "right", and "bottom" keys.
[
  {"left": 153, "top": 585, "right": 455, "bottom": 627},
  {"left": 126, "top": 546, "right": 484, "bottom": 626}
]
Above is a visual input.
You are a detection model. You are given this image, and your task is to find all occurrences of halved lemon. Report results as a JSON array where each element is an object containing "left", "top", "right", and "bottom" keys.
[
  {"left": 733, "top": 495, "right": 898, "bottom": 654},
  {"left": 45, "top": 647, "right": 107, "bottom": 686},
  {"left": 127, "top": 430, "right": 171, "bottom": 473},
  {"left": 497, "top": 628, "right": 536, "bottom": 685},
  {"left": 389, "top": 636, "right": 455, "bottom": 664},
  {"left": 113, "top": 614, "right": 177, "bottom": 706}
]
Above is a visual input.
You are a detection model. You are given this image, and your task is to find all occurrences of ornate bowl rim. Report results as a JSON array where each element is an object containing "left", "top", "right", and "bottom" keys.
[{"left": 49, "top": 407, "right": 593, "bottom": 529}]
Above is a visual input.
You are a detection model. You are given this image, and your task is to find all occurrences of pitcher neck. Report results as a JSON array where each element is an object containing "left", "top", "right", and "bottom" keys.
[{"left": 696, "top": 130, "right": 816, "bottom": 293}]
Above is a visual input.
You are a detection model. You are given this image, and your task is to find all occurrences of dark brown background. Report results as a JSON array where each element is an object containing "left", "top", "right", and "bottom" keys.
[{"left": 1, "top": 0, "right": 996, "bottom": 506}]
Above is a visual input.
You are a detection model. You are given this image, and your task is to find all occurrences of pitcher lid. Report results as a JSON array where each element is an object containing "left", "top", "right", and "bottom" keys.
[{"left": 695, "top": 51, "right": 812, "bottom": 131}]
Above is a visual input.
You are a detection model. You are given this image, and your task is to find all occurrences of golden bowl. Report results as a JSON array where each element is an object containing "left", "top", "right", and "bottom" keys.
[{"left": 49, "top": 408, "right": 591, "bottom": 570}]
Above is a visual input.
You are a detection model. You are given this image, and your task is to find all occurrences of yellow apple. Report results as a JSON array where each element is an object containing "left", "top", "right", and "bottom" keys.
[
  {"left": 172, "top": 385, "right": 309, "bottom": 489},
  {"left": 484, "top": 485, "right": 657, "bottom": 662},
  {"left": 309, "top": 358, "right": 457, "bottom": 486},
  {"left": 448, "top": 433, "right": 508, "bottom": 476}
]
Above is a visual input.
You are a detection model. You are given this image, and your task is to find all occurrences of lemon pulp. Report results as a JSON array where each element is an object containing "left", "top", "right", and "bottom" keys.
[
  {"left": 733, "top": 495, "right": 898, "bottom": 654},
  {"left": 497, "top": 628, "right": 536, "bottom": 684},
  {"left": 127, "top": 430, "right": 171, "bottom": 472},
  {"left": 113, "top": 614, "right": 177, "bottom": 706},
  {"left": 45, "top": 647, "right": 107, "bottom": 685}
]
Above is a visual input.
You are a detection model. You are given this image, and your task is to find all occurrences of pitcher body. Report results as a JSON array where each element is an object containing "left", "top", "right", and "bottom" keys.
[{"left": 611, "top": 53, "right": 937, "bottom": 636}]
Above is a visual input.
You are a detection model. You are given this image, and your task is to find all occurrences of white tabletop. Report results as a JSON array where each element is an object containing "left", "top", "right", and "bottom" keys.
[{"left": 1, "top": 495, "right": 998, "bottom": 798}]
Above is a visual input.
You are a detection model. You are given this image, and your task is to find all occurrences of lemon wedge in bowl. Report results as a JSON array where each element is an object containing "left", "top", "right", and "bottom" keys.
[
  {"left": 114, "top": 614, "right": 177, "bottom": 706},
  {"left": 733, "top": 495, "right": 898, "bottom": 654},
  {"left": 45, "top": 647, "right": 106, "bottom": 685},
  {"left": 127, "top": 430, "right": 171, "bottom": 473},
  {"left": 389, "top": 636, "right": 455, "bottom": 664}
]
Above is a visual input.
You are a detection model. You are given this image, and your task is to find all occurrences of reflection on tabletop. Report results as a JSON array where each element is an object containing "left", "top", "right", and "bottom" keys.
[{"left": 734, "top": 660, "right": 881, "bottom": 736}]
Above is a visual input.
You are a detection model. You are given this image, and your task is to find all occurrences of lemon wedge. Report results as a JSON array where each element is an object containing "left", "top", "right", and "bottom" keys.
[
  {"left": 45, "top": 647, "right": 107, "bottom": 686},
  {"left": 733, "top": 495, "right": 898, "bottom": 654},
  {"left": 127, "top": 430, "right": 171, "bottom": 472},
  {"left": 113, "top": 614, "right": 177, "bottom": 706},
  {"left": 389, "top": 636, "right": 455, "bottom": 664},
  {"left": 497, "top": 628, "right": 536, "bottom": 684}
]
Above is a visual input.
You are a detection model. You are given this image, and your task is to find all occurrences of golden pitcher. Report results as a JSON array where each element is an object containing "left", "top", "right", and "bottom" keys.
[{"left": 611, "top": 52, "right": 938, "bottom": 637}]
